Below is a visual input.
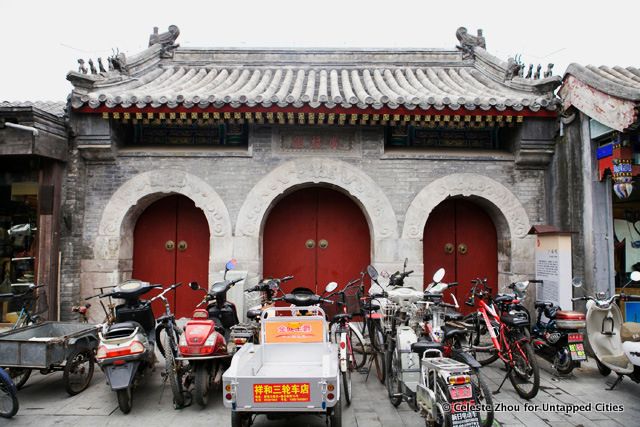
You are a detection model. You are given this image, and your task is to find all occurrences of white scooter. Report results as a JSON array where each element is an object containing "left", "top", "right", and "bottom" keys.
[{"left": 574, "top": 271, "right": 640, "bottom": 390}]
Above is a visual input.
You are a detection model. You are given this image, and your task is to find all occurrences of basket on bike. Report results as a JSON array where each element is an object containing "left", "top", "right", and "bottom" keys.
[{"left": 381, "top": 300, "right": 398, "bottom": 332}]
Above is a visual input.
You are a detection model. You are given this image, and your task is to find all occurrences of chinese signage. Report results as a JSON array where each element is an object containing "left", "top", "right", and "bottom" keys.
[
  {"left": 253, "top": 383, "right": 311, "bottom": 403},
  {"left": 264, "top": 320, "right": 324, "bottom": 343},
  {"left": 277, "top": 129, "right": 358, "bottom": 155}
]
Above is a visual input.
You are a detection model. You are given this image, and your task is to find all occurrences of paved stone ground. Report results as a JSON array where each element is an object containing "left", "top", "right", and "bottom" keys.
[{"left": 4, "top": 355, "right": 640, "bottom": 426}]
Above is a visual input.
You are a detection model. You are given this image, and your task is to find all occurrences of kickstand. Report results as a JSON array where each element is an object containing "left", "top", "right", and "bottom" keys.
[
  {"left": 364, "top": 354, "right": 375, "bottom": 382},
  {"left": 494, "top": 365, "right": 512, "bottom": 395},
  {"left": 606, "top": 375, "right": 624, "bottom": 390}
]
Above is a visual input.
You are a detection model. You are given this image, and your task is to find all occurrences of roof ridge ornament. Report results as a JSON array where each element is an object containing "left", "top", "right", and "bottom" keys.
[
  {"left": 149, "top": 25, "right": 180, "bottom": 58},
  {"left": 455, "top": 27, "right": 486, "bottom": 59}
]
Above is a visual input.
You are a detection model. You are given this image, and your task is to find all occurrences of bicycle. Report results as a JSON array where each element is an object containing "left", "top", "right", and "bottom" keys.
[
  {"left": 357, "top": 265, "right": 387, "bottom": 383},
  {"left": 326, "top": 277, "right": 366, "bottom": 406},
  {"left": 0, "top": 284, "right": 46, "bottom": 389},
  {"left": 153, "top": 283, "right": 186, "bottom": 408},
  {"left": 79, "top": 285, "right": 118, "bottom": 325},
  {"left": 465, "top": 278, "right": 540, "bottom": 399},
  {"left": 0, "top": 367, "right": 18, "bottom": 418}
]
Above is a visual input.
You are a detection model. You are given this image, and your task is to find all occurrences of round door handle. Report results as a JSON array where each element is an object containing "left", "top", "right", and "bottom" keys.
[
  {"left": 305, "top": 239, "right": 316, "bottom": 249},
  {"left": 458, "top": 243, "right": 468, "bottom": 255},
  {"left": 319, "top": 239, "right": 329, "bottom": 249},
  {"left": 165, "top": 240, "right": 175, "bottom": 251},
  {"left": 444, "top": 243, "right": 454, "bottom": 254},
  {"left": 178, "top": 241, "right": 188, "bottom": 252}
]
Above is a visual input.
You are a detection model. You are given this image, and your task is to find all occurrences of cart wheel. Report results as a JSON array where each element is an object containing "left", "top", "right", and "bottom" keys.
[
  {"left": 0, "top": 368, "right": 19, "bottom": 418},
  {"left": 117, "top": 387, "right": 133, "bottom": 414},
  {"left": 5, "top": 368, "right": 31, "bottom": 390},
  {"left": 329, "top": 398, "right": 342, "bottom": 427},
  {"left": 63, "top": 349, "right": 95, "bottom": 395},
  {"left": 231, "top": 410, "right": 250, "bottom": 427}
]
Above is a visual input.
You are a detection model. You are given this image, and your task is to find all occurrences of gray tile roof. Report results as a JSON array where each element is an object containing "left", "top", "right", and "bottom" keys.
[
  {"left": 68, "top": 30, "right": 560, "bottom": 114},
  {"left": 564, "top": 64, "right": 640, "bottom": 102},
  {"left": 0, "top": 101, "right": 67, "bottom": 118}
]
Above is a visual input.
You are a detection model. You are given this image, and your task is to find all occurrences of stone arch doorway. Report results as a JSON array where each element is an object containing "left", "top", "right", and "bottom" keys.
[
  {"left": 263, "top": 186, "right": 371, "bottom": 294},
  {"left": 423, "top": 198, "right": 497, "bottom": 314},
  {"left": 132, "top": 195, "right": 209, "bottom": 318},
  {"left": 403, "top": 173, "right": 533, "bottom": 291}
]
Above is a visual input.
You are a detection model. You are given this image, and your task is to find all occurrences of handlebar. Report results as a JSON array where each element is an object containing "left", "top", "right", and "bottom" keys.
[{"left": 147, "top": 282, "right": 182, "bottom": 304}]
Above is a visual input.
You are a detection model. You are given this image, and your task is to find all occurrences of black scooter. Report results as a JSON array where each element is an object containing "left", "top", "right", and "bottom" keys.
[{"left": 96, "top": 280, "right": 178, "bottom": 413}]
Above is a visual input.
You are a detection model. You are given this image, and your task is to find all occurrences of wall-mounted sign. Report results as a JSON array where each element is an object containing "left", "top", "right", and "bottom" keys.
[{"left": 275, "top": 128, "right": 359, "bottom": 156}]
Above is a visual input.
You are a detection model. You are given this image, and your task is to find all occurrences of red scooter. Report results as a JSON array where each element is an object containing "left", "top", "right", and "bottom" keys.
[{"left": 177, "top": 260, "right": 243, "bottom": 407}]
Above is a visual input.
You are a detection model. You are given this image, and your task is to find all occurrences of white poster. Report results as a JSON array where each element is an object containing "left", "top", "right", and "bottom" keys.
[{"left": 534, "top": 235, "right": 572, "bottom": 310}]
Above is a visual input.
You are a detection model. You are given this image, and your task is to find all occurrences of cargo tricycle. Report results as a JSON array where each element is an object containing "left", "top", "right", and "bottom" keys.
[{"left": 223, "top": 287, "right": 341, "bottom": 427}]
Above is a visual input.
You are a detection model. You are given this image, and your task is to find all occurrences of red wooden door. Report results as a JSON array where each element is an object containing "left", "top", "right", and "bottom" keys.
[
  {"left": 263, "top": 188, "right": 370, "bottom": 295},
  {"left": 132, "top": 195, "right": 210, "bottom": 318},
  {"left": 423, "top": 199, "right": 497, "bottom": 314}
]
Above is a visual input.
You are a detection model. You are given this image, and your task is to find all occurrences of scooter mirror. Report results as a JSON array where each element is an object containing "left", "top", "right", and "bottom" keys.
[
  {"left": 189, "top": 281, "right": 200, "bottom": 290},
  {"left": 632, "top": 271, "right": 640, "bottom": 282},
  {"left": 571, "top": 277, "right": 583, "bottom": 288},
  {"left": 226, "top": 259, "right": 237, "bottom": 271},
  {"left": 432, "top": 268, "right": 446, "bottom": 283},
  {"left": 325, "top": 281, "right": 338, "bottom": 293},
  {"left": 367, "top": 265, "right": 379, "bottom": 281}
]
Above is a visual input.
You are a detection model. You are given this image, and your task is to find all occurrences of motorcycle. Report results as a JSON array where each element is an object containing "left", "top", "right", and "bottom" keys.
[
  {"left": 574, "top": 271, "right": 640, "bottom": 389},
  {"left": 96, "top": 280, "right": 178, "bottom": 414},
  {"left": 177, "top": 260, "right": 244, "bottom": 407},
  {"left": 531, "top": 279, "right": 587, "bottom": 375}
]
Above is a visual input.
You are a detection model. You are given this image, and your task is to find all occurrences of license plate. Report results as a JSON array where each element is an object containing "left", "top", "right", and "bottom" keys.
[
  {"left": 449, "top": 384, "right": 472, "bottom": 400},
  {"left": 568, "top": 343, "right": 587, "bottom": 361},
  {"left": 451, "top": 410, "right": 481, "bottom": 427},
  {"left": 568, "top": 333, "right": 583, "bottom": 343}
]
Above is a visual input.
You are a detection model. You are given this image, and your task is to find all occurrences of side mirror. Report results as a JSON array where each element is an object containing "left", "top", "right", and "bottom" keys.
[
  {"left": 325, "top": 281, "right": 338, "bottom": 293},
  {"left": 225, "top": 259, "right": 237, "bottom": 271},
  {"left": 189, "top": 281, "right": 199, "bottom": 290},
  {"left": 432, "top": 268, "right": 445, "bottom": 283},
  {"left": 367, "top": 265, "right": 379, "bottom": 281},
  {"left": 571, "top": 277, "right": 583, "bottom": 288},
  {"left": 631, "top": 271, "right": 640, "bottom": 282}
]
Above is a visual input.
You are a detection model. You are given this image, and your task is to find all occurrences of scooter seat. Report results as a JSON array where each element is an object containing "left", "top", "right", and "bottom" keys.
[
  {"left": 104, "top": 321, "right": 142, "bottom": 338},
  {"left": 411, "top": 341, "right": 443, "bottom": 358},
  {"left": 600, "top": 354, "right": 633, "bottom": 370},
  {"left": 247, "top": 308, "right": 262, "bottom": 320},
  {"left": 621, "top": 322, "right": 640, "bottom": 343},
  {"left": 442, "top": 324, "right": 468, "bottom": 340},
  {"left": 535, "top": 301, "right": 554, "bottom": 310},
  {"left": 494, "top": 294, "right": 514, "bottom": 303}
]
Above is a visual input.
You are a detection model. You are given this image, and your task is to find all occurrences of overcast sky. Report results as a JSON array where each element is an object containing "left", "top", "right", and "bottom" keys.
[{"left": 2, "top": 0, "right": 638, "bottom": 101}]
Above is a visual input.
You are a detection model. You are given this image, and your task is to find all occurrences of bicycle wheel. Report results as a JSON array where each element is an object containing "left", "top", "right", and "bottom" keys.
[
  {"left": 471, "top": 371, "right": 494, "bottom": 427},
  {"left": 5, "top": 368, "right": 31, "bottom": 390},
  {"left": 369, "top": 321, "right": 385, "bottom": 383},
  {"left": 156, "top": 322, "right": 182, "bottom": 359},
  {"left": 341, "top": 368, "right": 352, "bottom": 406},
  {"left": 348, "top": 326, "right": 366, "bottom": 370},
  {"left": 385, "top": 345, "right": 402, "bottom": 407},
  {"left": 164, "top": 329, "right": 185, "bottom": 408},
  {"left": 0, "top": 369, "right": 18, "bottom": 418},
  {"left": 507, "top": 340, "right": 540, "bottom": 400},
  {"left": 465, "top": 313, "right": 499, "bottom": 366}
]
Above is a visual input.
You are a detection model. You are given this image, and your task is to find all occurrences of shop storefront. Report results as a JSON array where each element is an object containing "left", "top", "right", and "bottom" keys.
[
  {"left": 62, "top": 26, "right": 559, "bottom": 320},
  {"left": 0, "top": 102, "right": 67, "bottom": 322}
]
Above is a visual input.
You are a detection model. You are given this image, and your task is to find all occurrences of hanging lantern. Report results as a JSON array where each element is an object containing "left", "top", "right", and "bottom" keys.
[{"left": 613, "top": 157, "right": 634, "bottom": 199}]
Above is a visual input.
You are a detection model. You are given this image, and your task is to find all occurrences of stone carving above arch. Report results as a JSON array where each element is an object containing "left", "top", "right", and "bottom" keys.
[
  {"left": 95, "top": 169, "right": 232, "bottom": 261},
  {"left": 235, "top": 157, "right": 398, "bottom": 241},
  {"left": 402, "top": 173, "right": 530, "bottom": 240}
]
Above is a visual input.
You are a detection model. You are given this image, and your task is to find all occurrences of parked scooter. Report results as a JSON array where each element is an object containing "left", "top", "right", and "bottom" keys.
[
  {"left": 574, "top": 271, "right": 640, "bottom": 389},
  {"left": 177, "top": 260, "right": 244, "bottom": 407},
  {"left": 531, "top": 279, "right": 587, "bottom": 375},
  {"left": 96, "top": 280, "right": 179, "bottom": 414}
]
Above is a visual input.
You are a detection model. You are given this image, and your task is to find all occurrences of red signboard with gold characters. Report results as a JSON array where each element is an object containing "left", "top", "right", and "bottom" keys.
[{"left": 253, "top": 383, "right": 311, "bottom": 403}]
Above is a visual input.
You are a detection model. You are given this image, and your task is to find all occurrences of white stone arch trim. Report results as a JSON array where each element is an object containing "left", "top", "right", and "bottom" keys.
[
  {"left": 94, "top": 169, "right": 233, "bottom": 268},
  {"left": 235, "top": 157, "right": 399, "bottom": 241},
  {"left": 402, "top": 173, "right": 531, "bottom": 240}
]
